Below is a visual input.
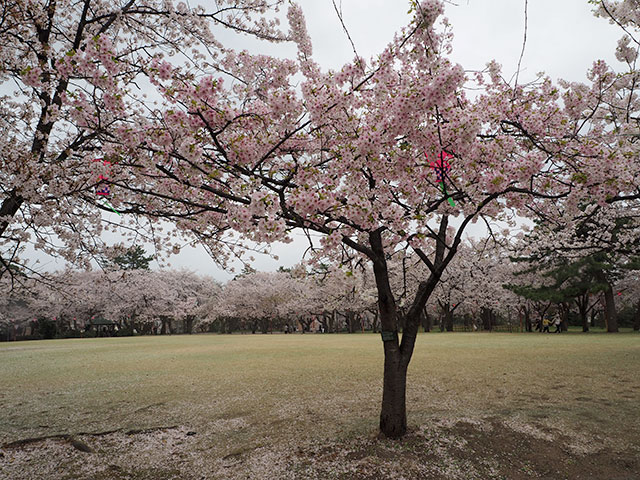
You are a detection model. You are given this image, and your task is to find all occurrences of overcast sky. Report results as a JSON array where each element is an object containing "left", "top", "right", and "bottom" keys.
[
  {"left": 293, "top": 0, "right": 623, "bottom": 83},
  {"left": 33, "top": 0, "right": 626, "bottom": 281}
]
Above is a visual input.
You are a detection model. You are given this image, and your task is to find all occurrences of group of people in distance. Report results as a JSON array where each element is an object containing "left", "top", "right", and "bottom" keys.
[{"left": 535, "top": 313, "right": 562, "bottom": 333}]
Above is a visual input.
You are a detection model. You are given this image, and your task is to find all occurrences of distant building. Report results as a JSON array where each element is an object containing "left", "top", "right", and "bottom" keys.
[{"left": 88, "top": 317, "right": 118, "bottom": 336}]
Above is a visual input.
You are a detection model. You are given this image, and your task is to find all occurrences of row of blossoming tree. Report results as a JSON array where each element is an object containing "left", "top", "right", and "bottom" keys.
[
  {"left": 0, "top": 265, "right": 372, "bottom": 337},
  {"left": 2, "top": 0, "right": 640, "bottom": 437},
  {"left": 3, "top": 237, "right": 639, "bottom": 340},
  {"left": 0, "top": 268, "right": 219, "bottom": 337}
]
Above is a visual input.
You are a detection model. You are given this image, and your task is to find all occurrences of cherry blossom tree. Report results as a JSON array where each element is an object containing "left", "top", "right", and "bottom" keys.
[
  {"left": 0, "top": 277, "right": 37, "bottom": 339},
  {"left": 310, "top": 266, "right": 377, "bottom": 333},
  {"left": 7, "top": 0, "right": 640, "bottom": 438},
  {"left": 0, "top": 267, "right": 220, "bottom": 337},
  {"left": 26, "top": 269, "right": 109, "bottom": 331},
  {"left": 423, "top": 240, "right": 514, "bottom": 331},
  {"left": 101, "top": 0, "right": 621, "bottom": 437},
  {"left": 164, "top": 269, "right": 221, "bottom": 334},
  {"left": 0, "top": 0, "right": 287, "bottom": 282},
  {"left": 392, "top": 238, "right": 523, "bottom": 332},
  {"left": 211, "top": 270, "right": 306, "bottom": 333}
]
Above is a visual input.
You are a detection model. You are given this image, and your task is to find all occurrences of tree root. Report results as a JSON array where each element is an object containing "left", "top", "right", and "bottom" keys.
[
  {"left": 2, "top": 425, "right": 180, "bottom": 450},
  {"left": 123, "top": 425, "right": 179, "bottom": 435},
  {"left": 132, "top": 402, "right": 166, "bottom": 414}
]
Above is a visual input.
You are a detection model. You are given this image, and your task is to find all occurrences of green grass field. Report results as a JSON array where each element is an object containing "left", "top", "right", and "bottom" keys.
[{"left": 1, "top": 332, "right": 639, "bottom": 479}]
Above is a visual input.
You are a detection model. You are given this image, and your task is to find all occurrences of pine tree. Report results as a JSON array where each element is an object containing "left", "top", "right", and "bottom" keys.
[{"left": 112, "top": 246, "right": 154, "bottom": 271}]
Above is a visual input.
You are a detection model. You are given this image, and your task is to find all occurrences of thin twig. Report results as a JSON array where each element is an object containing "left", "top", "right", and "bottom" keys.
[
  {"left": 514, "top": 0, "right": 528, "bottom": 89},
  {"left": 331, "top": 0, "right": 364, "bottom": 73}
]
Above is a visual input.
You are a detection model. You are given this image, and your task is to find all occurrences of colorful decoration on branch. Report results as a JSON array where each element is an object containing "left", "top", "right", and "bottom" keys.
[
  {"left": 95, "top": 181, "right": 111, "bottom": 197},
  {"left": 92, "top": 158, "right": 121, "bottom": 216},
  {"left": 426, "top": 151, "right": 455, "bottom": 207}
]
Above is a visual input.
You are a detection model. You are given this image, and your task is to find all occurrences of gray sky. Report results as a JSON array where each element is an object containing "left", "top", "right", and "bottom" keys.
[
  {"left": 32, "top": 0, "right": 625, "bottom": 281},
  {"left": 298, "top": 0, "right": 622, "bottom": 84}
]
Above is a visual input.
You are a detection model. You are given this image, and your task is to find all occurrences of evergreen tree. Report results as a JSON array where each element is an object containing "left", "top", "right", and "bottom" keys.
[
  {"left": 506, "top": 206, "right": 640, "bottom": 332},
  {"left": 112, "top": 245, "right": 154, "bottom": 271}
]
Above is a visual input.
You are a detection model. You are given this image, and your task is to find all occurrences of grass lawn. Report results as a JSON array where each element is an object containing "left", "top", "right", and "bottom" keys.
[{"left": 1, "top": 332, "right": 639, "bottom": 479}]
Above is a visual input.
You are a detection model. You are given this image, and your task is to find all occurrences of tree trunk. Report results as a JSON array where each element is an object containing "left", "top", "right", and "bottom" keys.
[
  {"left": 444, "top": 309, "right": 453, "bottom": 332},
  {"left": 421, "top": 308, "right": 431, "bottom": 332},
  {"left": 370, "top": 230, "right": 408, "bottom": 438},
  {"left": 634, "top": 301, "right": 640, "bottom": 332},
  {"left": 560, "top": 303, "right": 569, "bottom": 332},
  {"left": 184, "top": 315, "right": 194, "bottom": 334},
  {"left": 371, "top": 310, "right": 380, "bottom": 333},
  {"left": 379, "top": 336, "right": 408, "bottom": 438},
  {"left": 523, "top": 306, "right": 532, "bottom": 332},
  {"left": 329, "top": 310, "right": 336, "bottom": 333},
  {"left": 319, "top": 312, "right": 329, "bottom": 333},
  {"left": 160, "top": 316, "right": 171, "bottom": 335},
  {"left": 481, "top": 307, "right": 493, "bottom": 331},
  {"left": 577, "top": 296, "right": 589, "bottom": 332},
  {"left": 370, "top": 218, "right": 449, "bottom": 438},
  {"left": 346, "top": 311, "right": 357, "bottom": 333},
  {"left": 298, "top": 316, "right": 311, "bottom": 333},
  {"left": 141, "top": 321, "right": 153, "bottom": 335},
  {"left": 597, "top": 271, "right": 619, "bottom": 332}
]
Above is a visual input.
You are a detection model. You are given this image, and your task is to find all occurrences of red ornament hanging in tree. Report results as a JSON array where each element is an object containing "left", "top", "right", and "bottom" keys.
[{"left": 425, "top": 151, "right": 455, "bottom": 206}]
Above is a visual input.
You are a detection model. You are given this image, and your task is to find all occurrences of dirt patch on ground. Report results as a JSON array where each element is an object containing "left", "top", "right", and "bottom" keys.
[
  {"left": 440, "top": 418, "right": 639, "bottom": 480},
  {"left": 1, "top": 418, "right": 638, "bottom": 479},
  {"left": 291, "top": 417, "right": 640, "bottom": 480}
]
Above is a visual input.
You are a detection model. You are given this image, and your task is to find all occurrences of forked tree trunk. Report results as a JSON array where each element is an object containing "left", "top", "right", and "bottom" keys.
[
  {"left": 368, "top": 215, "right": 451, "bottom": 438},
  {"left": 370, "top": 229, "right": 409, "bottom": 438},
  {"left": 369, "top": 234, "right": 446, "bottom": 437}
]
